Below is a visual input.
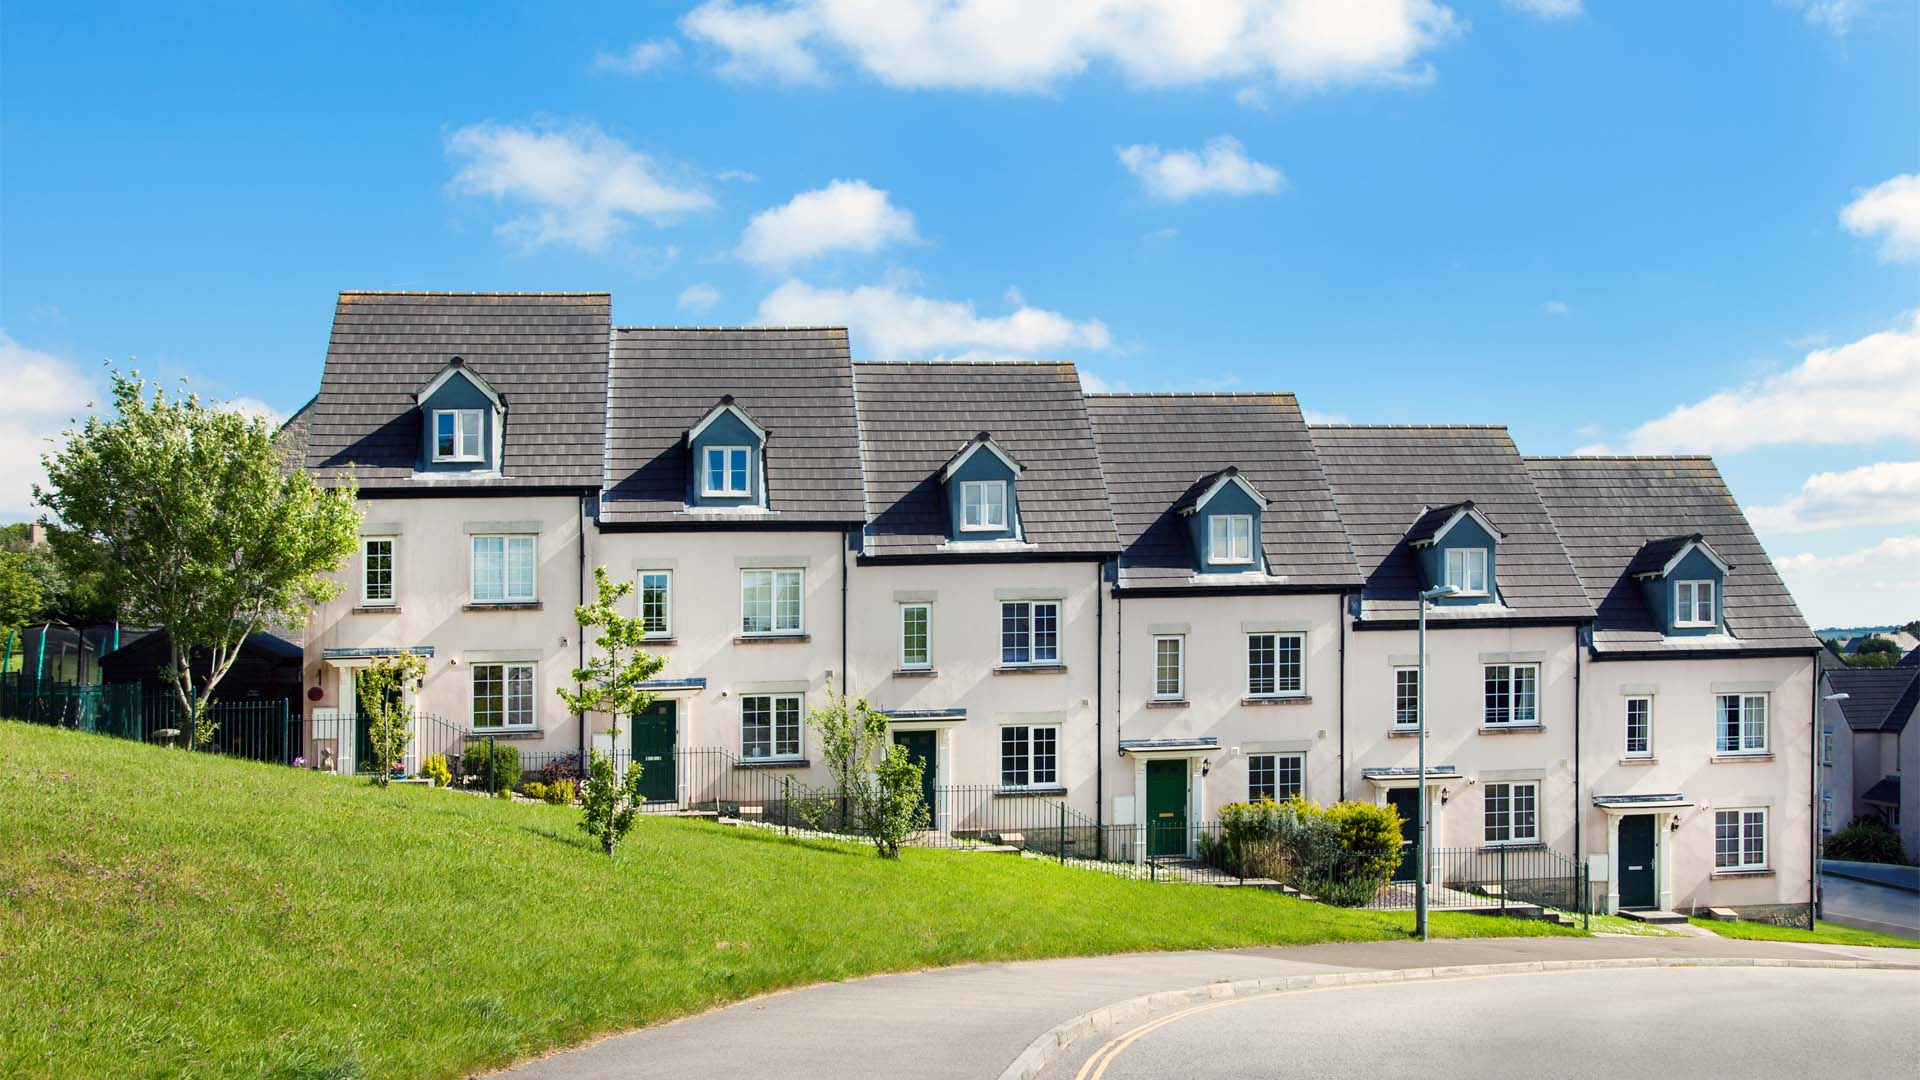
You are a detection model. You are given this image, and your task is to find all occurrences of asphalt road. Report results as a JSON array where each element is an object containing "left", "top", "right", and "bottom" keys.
[
  {"left": 1041, "top": 967, "right": 1920, "bottom": 1080},
  {"left": 1822, "top": 862, "right": 1920, "bottom": 939}
]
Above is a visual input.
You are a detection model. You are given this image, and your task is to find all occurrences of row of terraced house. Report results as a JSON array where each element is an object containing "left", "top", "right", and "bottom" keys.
[{"left": 278, "top": 291, "right": 1822, "bottom": 924}]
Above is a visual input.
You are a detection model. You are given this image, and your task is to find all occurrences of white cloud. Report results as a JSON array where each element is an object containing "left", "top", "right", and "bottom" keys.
[
  {"left": 678, "top": 283, "right": 722, "bottom": 314},
  {"left": 1233, "top": 86, "right": 1269, "bottom": 110},
  {"left": 592, "top": 39, "right": 681, "bottom": 74},
  {"left": 1840, "top": 173, "right": 1920, "bottom": 262},
  {"left": 1773, "top": 535, "right": 1920, "bottom": 627},
  {"left": 1749, "top": 461, "right": 1920, "bottom": 533},
  {"left": 1079, "top": 370, "right": 1118, "bottom": 393},
  {"left": 1542, "top": 299, "right": 1569, "bottom": 316},
  {"left": 0, "top": 331, "right": 96, "bottom": 520},
  {"left": 682, "top": 0, "right": 1462, "bottom": 92},
  {"left": 1598, "top": 313, "right": 1920, "bottom": 454},
  {"left": 757, "top": 280, "right": 1111, "bottom": 359},
  {"left": 1781, "top": 0, "right": 1882, "bottom": 35},
  {"left": 445, "top": 122, "right": 713, "bottom": 253},
  {"left": 1304, "top": 409, "right": 1349, "bottom": 425},
  {"left": 737, "top": 179, "right": 919, "bottom": 265},
  {"left": 1504, "top": 0, "right": 1580, "bottom": 17},
  {"left": 1117, "top": 136, "right": 1285, "bottom": 202},
  {"left": 220, "top": 397, "right": 286, "bottom": 425}
]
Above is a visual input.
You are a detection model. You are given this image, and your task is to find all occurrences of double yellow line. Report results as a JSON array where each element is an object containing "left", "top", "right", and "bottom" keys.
[{"left": 1070, "top": 994, "right": 1257, "bottom": 1080}]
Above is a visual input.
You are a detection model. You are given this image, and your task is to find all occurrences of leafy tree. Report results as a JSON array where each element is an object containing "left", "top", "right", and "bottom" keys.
[
  {"left": 557, "top": 565, "right": 666, "bottom": 856},
  {"left": 0, "top": 552, "right": 43, "bottom": 641},
  {"left": 806, "top": 679, "right": 927, "bottom": 858},
  {"left": 1843, "top": 636, "right": 1902, "bottom": 668},
  {"left": 35, "top": 369, "right": 361, "bottom": 746},
  {"left": 357, "top": 652, "right": 427, "bottom": 784}
]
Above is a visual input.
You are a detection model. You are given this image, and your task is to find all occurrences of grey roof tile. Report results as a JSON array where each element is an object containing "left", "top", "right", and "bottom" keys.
[
  {"left": 1308, "top": 426, "right": 1593, "bottom": 621},
  {"left": 1086, "top": 394, "right": 1360, "bottom": 589},
  {"left": 1823, "top": 666, "right": 1920, "bottom": 733},
  {"left": 1523, "top": 456, "right": 1818, "bottom": 653}
]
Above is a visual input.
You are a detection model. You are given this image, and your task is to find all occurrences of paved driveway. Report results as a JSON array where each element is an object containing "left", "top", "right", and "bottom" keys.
[
  {"left": 494, "top": 936, "right": 1917, "bottom": 1080},
  {"left": 1039, "top": 966, "right": 1920, "bottom": 1080}
]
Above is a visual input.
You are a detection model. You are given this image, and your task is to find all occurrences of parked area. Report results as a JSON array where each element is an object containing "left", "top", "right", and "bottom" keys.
[{"left": 0, "top": 722, "right": 1570, "bottom": 1080}]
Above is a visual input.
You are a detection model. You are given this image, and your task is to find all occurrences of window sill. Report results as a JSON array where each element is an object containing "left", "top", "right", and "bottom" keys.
[
  {"left": 995, "top": 786, "right": 1068, "bottom": 798},
  {"left": 464, "top": 602, "right": 542, "bottom": 612},
  {"left": 1478, "top": 724, "right": 1545, "bottom": 735},
  {"left": 464, "top": 728, "right": 541, "bottom": 739},
  {"left": 1481, "top": 840, "right": 1545, "bottom": 850},
  {"left": 734, "top": 757, "right": 809, "bottom": 770},
  {"left": 994, "top": 664, "right": 1067, "bottom": 676},
  {"left": 1146, "top": 698, "right": 1189, "bottom": 709},
  {"left": 1619, "top": 756, "right": 1658, "bottom": 766},
  {"left": 1711, "top": 753, "right": 1773, "bottom": 763},
  {"left": 1241, "top": 694, "right": 1311, "bottom": 707},
  {"left": 353, "top": 605, "right": 401, "bottom": 615},
  {"left": 734, "top": 633, "right": 811, "bottom": 645},
  {"left": 1712, "top": 868, "right": 1773, "bottom": 879},
  {"left": 642, "top": 636, "right": 677, "bottom": 646},
  {"left": 1387, "top": 728, "right": 1422, "bottom": 738},
  {"left": 892, "top": 667, "right": 937, "bottom": 679}
]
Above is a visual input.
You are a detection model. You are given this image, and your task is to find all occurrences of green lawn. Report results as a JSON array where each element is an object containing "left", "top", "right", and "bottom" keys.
[
  {"left": 0, "top": 721, "right": 1570, "bottom": 1079},
  {"left": 1687, "top": 916, "right": 1919, "bottom": 949}
]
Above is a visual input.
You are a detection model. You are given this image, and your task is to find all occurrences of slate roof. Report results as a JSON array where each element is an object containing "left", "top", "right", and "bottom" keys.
[
  {"left": 1524, "top": 456, "right": 1818, "bottom": 653},
  {"left": 1622, "top": 534, "right": 1721, "bottom": 579},
  {"left": 855, "top": 362, "right": 1118, "bottom": 558},
  {"left": 1405, "top": 501, "right": 1498, "bottom": 547},
  {"left": 1825, "top": 666, "right": 1920, "bottom": 734},
  {"left": 1307, "top": 426, "right": 1592, "bottom": 622},
  {"left": 1861, "top": 775, "right": 1902, "bottom": 805},
  {"left": 1086, "top": 394, "right": 1359, "bottom": 589},
  {"left": 1902, "top": 648, "right": 1920, "bottom": 668},
  {"left": 602, "top": 328, "right": 862, "bottom": 525},
  {"left": 303, "top": 292, "right": 610, "bottom": 490}
]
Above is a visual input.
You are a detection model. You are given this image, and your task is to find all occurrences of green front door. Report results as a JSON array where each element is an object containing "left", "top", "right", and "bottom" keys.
[
  {"left": 1145, "top": 759, "right": 1188, "bottom": 857},
  {"left": 893, "top": 730, "right": 937, "bottom": 829},
  {"left": 631, "top": 700, "right": 677, "bottom": 804},
  {"left": 1618, "top": 814, "right": 1658, "bottom": 909},
  {"left": 1387, "top": 788, "right": 1421, "bottom": 882}
]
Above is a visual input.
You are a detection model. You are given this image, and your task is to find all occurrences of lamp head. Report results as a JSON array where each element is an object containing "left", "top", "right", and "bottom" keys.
[{"left": 1419, "top": 585, "right": 1459, "bottom": 601}]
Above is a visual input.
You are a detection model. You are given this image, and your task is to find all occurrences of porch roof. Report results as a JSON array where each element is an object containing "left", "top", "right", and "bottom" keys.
[
  {"left": 321, "top": 646, "right": 435, "bottom": 662},
  {"left": 1361, "top": 765, "right": 1459, "bottom": 783},
  {"left": 883, "top": 708, "right": 967, "bottom": 722},
  {"left": 1592, "top": 793, "right": 1691, "bottom": 812},
  {"left": 1118, "top": 737, "right": 1219, "bottom": 755}
]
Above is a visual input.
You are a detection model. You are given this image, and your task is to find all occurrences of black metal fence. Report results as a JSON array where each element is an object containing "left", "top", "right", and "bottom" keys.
[{"left": 3, "top": 673, "right": 300, "bottom": 765}]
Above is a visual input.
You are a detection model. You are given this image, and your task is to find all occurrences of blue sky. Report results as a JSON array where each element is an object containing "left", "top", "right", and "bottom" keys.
[{"left": 2, "top": 1, "right": 1916, "bottom": 626}]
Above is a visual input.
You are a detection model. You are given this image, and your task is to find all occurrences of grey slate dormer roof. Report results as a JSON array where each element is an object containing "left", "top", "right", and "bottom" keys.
[
  {"left": 1308, "top": 425, "right": 1593, "bottom": 623},
  {"left": 601, "top": 327, "right": 863, "bottom": 525},
  {"left": 856, "top": 362, "right": 1119, "bottom": 558},
  {"left": 1523, "top": 456, "right": 1817, "bottom": 654},
  {"left": 1087, "top": 394, "right": 1360, "bottom": 590},
  {"left": 304, "top": 292, "right": 610, "bottom": 490}
]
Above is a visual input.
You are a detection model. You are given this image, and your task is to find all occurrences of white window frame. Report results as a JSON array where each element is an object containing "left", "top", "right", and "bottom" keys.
[
  {"left": 432, "top": 408, "right": 484, "bottom": 463},
  {"left": 741, "top": 694, "right": 803, "bottom": 761},
  {"left": 1714, "top": 808, "right": 1767, "bottom": 871},
  {"left": 701, "top": 445, "right": 751, "bottom": 498},
  {"left": 1445, "top": 547, "right": 1489, "bottom": 596},
  {"left": 1821, "top": 725, "right": 1834, "bottom": 766},
  {"left": 361, "top": 536, "right": 396, "bottom": 606},
  {"left": 1715, "top": 693, "right": 1768, "bottom": 755},
  {"left": 1483, "top": 663, "right": 1540, "bottom": 727},
  {"left": 1000, "top": 600, "right": 1062, "bottom": 667},
  {"left": 1393, "top": 667, "right": 1419, "bottom": 728},
  {"left": 1673, "top": 579, "right": 1716, "bottom": 628},
  {"left": 1624, "top": 695, "right": 1653, "bottom": 759},
  {"left": 1246, "top": 632, "right": 1305, "bottom": 698},
  {"left": 1207, "top": 514, "right": 1254, "bottom": 565},
  {"left": 1249, "top": 752, "right": 1304, "bottom": 803},
  {"left": 471, "top": 661, "right": 536, "bottom": 731},
  {"left": 470, "top": 534, "right": 537, "bottom": 604},
  {"left": 740, "top": 568, "right": 804, "bottom": 636},
  {"left": 899, "top": 602, "right": 932, "bottom": 670},
  {"left": 1821, "top": 791, "right": 1834, "bottom": 832},
  {"left": 1483, "top": 780, "right": 1541, "bottom": 845},
  {"left": 1000, "top": 724, "right": 1060, "bottom": 790},
  {"left": 960, "top": 479, "right": 1008, "bottom": 532},
  {"left": 638, "top": 570, "right": 672, "bottom": 638},
  {"left": 1152, "top": 635, "right": 1185, "bottom": 700}
]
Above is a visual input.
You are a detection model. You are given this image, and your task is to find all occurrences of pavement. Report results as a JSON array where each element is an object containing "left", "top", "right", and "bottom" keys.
[
  {"left": 493, "top": 935, "right": 1919, "bottom": 1080},
  {"left": 1821, "top": 860, "right": 1920, "bottom": 939},
  {"left": 1823, "top": 858, "right": 1920, "bottom": 892}
]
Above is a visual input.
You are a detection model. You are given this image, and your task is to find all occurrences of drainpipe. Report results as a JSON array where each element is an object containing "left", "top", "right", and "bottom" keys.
[
  {"left": 1810, "top": 658, "right": 1819, "bottom": 928},
  {"left": 1095, "top": 561, "right": 1106, "bottom": 828},
  {"left": 841, "top": 528, "right": 851, "bottom": 695},
  {"left": 1114, "top": 592, "right": 1124, "bottom": 756},
  {"left": 577, "top": 495, "right": 589, "bottom": 765},
  {"left": 1572, "top": 625, "right": 1583, "bottom": 877},
  {"left": 1337, "top": 592, "right": 1348, "bottom": 801}
]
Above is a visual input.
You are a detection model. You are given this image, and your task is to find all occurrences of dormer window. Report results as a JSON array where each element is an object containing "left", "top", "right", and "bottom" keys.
[
  {"left": 1674, "top": 579, "right": 1715, "bottom": 627},
  {"left": 433, "top": 409, "right": 484, "bottom": 462},
  {"left": 1208, "top": 514, "right": 1254, "bottom": 565},
  {"left": 702, "top": 446, "right": 751, "bottom": 497},
  {"left": 961, "top": 480, "right": 1008, "bottom": 531},
  {"left": 1445, "top": 547, "right": 1489, "bottom": 596}
]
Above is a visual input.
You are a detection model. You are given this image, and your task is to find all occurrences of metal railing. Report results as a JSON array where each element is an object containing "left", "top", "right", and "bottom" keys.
[{"left": 2, "top": 673, "right": 300, "bottom": 765}]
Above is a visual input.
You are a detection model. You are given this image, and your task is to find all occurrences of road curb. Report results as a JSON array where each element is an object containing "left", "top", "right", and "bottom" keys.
[{"left": 995, "top": 956, "right": 1920, "bottom": 1080}]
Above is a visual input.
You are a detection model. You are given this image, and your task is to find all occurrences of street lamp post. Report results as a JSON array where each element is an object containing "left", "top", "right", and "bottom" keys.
[{"left": 1416, "top": 584, "right": 1457, "bottom": 941}]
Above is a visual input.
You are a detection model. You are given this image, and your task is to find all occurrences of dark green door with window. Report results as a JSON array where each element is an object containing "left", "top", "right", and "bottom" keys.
[
  {"left": 631, "top": 700, "right": 677, "bottom": 804},
  {"left": 1387, "top": 788, "right": 1421, "bottom": 882},
  {"left": 1146, "top": 760, "right": 1188, "bottom": 857},
  {"left": 893, "top": 730, "right": 937, "bottom": 828},
  {"left": 1618, "top": 814, "right": 1657, "bottom": 909}
]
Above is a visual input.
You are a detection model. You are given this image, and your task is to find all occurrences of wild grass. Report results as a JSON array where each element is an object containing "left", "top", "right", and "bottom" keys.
[
  {"left": 0, "top": 720, "right": 1571, "bottom": 1079},
  {"left": 1687, "top": 916, "right": 1918, "bottom": 949}
]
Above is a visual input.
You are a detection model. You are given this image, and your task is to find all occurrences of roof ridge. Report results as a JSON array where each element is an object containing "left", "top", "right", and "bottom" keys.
[
  {"left": 614, "top": 325, "right": 849, "bottom": 332},
  {"left": 1524, "top": 454, "right": 1715, "bottom": 462},
  {"left": 1087, "top": 391, "right": 1298, "bottom": 400},
  {"left": 854, "top": 359, "right": 1076, "bottom": 367},
  {"left": 1310, "top": 423, "right": 1508, "bottom": 430},
  {"left": 339, "top": 290, "right": 610, "bottom": 298}
]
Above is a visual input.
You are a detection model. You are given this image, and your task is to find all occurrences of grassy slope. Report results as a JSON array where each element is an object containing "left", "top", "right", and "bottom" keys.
[
  {"left": 1687, "top": 916, "right": 1918, "bottom": 949},
  {"left": 1, "top": 722, "right": 1569, "bottom": 1079}
]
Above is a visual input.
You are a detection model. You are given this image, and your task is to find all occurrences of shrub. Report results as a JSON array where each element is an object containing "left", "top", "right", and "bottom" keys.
[
  {"left": 1824, "top": 818, "right": 1909, "bottom": 865},
  {"left": 1203, "top": 796, "right": 1400, "bottom": 907},
  {"left": 544, "top": 778, "right": 576, "bottom": 805},
  {"left": 421, "top": 753, "right": 452, "bottom": 788},
  {"left": 522, "top": 781, "right": 549, "bottom": 802},
  {"left": 535, "top": 758, "right": 583, "bottom": 786},
  {"left": 461, "top": 742, "right": 522, "bottom": 794},
  {"left": 579, "top": 749, "right": 645, "bottom": 855}
]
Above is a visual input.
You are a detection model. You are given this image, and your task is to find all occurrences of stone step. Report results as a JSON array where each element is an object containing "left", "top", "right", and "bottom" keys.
[{"left": 1620, "top": 909, "right": 1689, "bottom": 925}]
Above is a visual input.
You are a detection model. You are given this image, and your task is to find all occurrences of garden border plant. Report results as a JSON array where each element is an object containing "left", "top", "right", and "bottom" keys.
[{"left": 1201, "top": 795, "right": 1403, "bottom": 906}]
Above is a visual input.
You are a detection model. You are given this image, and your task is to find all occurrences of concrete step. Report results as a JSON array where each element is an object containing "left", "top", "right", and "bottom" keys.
[{"left": 1620, "top": 909, "right": 1689, "bottom": 925}]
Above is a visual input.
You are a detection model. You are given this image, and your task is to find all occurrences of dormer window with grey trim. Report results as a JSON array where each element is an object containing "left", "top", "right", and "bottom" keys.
[
  {"left": 1626, "top": 533, "right": 1731, "bottom": 637},
  {"left": 1208, "top": 514, "right": 1254, "bottom": 565},
  {"left": 433, "top": 409, "right": 484, "bottom": 462},
  {"left": 1406, "top": 501, "right": 1503, "bottom": 606},
  {"left": 701, "top": 445, "right": 751, "bottom": 497},
  {"left": 1444, "top": 546, "right": 1489, "bottom": 596},
  {"left": 940, "top": 433, "right": 1023, "bottom": 542},
  {"left": 687, "top": 396, "right": 768, "bottom": 509},
  {"left": 415, "top": 358, "right": 505, "bottom": 475},
  {"left": 1178, "top": 467, "right": 1267, "bottom": 574},
  {"left": 1674, "top": 579, "right": 1715, "bottom": 627}
]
